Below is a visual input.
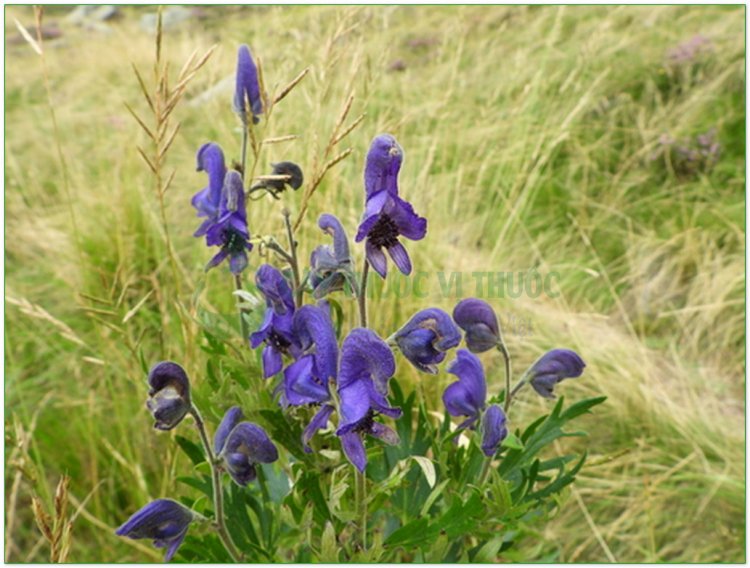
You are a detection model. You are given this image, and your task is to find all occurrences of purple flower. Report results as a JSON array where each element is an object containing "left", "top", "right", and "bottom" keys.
[
  {"left": 336, "top": 328, "right": 401, "bottom": 472},
  {"left": 249, "top": 161, "right": 304, "bottom": 199},
  {"left": 192, "top": 142, "right": 226, "bottom": 237},
  {"left": 480, "top": 404, "right": 507, "bottom": 457},
  {"left": 234, "top": 44, "right": 263, "bottom": 124},
  {"left": 527, "top": 349, "right": 585, "bottom": 399},
  {"left": 282, "top": 304, "right": 339, "bottom": 451},
  {"left": 442, "top": 349, "right": 486, "bottom": 431},
  {"left": 392, "top": 308, "right": 461, "bottom": 373},
  {"left": 250, "top": 264, "right": 300, "bottom": 378},
  {"left": 115, "top": 499, "right": 194, "bottom": 562},
  {"left": 310, "top": 213, "right": 355, "bottom": 299},
  {"left": 204, "top": 170, "right": 253, "bottom": 274},
  {"left": 452, "top": 298, "right": 501, "bottom": 353},
  {"left": 214, "top": 407, "right": 278, "bottom": 486},
  {"left": 354, "top": 134, "right": 427, "bottom": 278},
  {"left": 146, "top": 362, "right": 191, "bottom": 431}
]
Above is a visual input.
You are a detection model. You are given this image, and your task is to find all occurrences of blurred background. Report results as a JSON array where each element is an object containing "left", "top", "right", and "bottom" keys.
[{"left": 4, "top": 4, "right": 745, "bottom": 562}]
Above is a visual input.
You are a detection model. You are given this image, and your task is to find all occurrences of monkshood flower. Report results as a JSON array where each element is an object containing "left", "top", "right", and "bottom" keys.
[
  {"left": 146, "top": 361, "right": 191, "bottom": 431},
  {"left": 391, "top": 308, "right": 461, "bottom": 374},
  {"left": 443, "top": 350, "right": 508, "bottom": 452},
  {"left": 233, "top": 44, "right": 263, "bottom": 124},
  {"left": 336, "top": 328, "right": 402, "bottom": 472},
  {"left": 250, "top": 264, "right": 300, "bottom": 378},
  {"left": 214, "top": 406, "right": 279, "bottom": 486},
  {"left": 480, "top": 404, "right": 507, "bottom": 457},
  {"left": 309, "top": 213, "right": 355, "bottom": 299},
  {"left": 355, "top": 134, "right": 427, "bottom": 278},
  {"left": 192, "top": 142, "right": 226, "bottom": 237},
  {"left": 204, "top": 170, "right": 253, "bottom": 274},
  {"left": 526, "top": 349, "right": 586, "bottom": 399},
  {"left": 453, "top": 298, "right": 501, "bottom": 353},
  {"left": 442, "top": 349, "right": 486, "bottom": 431},
  {"left": 282, "top": 304, "right": 339, "bottom": 451},
  {"left": 249, "top": 161, "right": 304, "bottom": 199},
  {"left": 115, "top": 499, "right": 195, "bottom": 562}
]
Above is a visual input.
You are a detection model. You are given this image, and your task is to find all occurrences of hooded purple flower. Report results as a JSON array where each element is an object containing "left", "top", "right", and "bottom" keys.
[
  {"left": 214, "top": 406, "right": 278, "bottom": 486},
  {"left": 336, "top": 328, "right": 402, "bottom": 472},
  {"left": 443, "top": 350, "right": 508, "bottom": 453},
  {"left": 310, "top": 213, "right": 355, "bottom": 299},
  {"left": 192, "top": 142, "right": 227, "bottom": 237},
  {"left": 355, "top": 134, "right": 427, "bottom": 278},
  {"left": 452, "top": 298, "right": 501, "bottom": 353},
  {"left": 204, "top": 170, "right": 253, "bottom": 274},
  {"left": 234, "top": 44, "right": 263, "bottom": 124},
  {"left": 115, "top": 499, "right": 194, "bottom": 562},
  {"left": 392, "top": 308, "right": 461, "bottom": 374},
  {"left": 281, "top": 304, "right": 339, "bottom": 451},
  {"left": 146, "top": 362, "right": 191, "bottom": 431},
  {"left": 526, "top": 349, "right": 586, "bottom": 399},
  {"left": 250, "top": 264, "right": 300, "bottom": 378}
]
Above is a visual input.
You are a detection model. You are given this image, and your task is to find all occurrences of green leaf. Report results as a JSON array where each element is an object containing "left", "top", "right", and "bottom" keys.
[
  {"left": 175, "top": 435, "right": 206, "bottom": 466},
  {"left": 319, "top": 521, "right": 339, "bottom": 562},
  {"left": 502, "top": 432, "right": 524, "bottom": 450},
  {"left": 411, "top": 456, "right": 436, "bottom": 488},
  {"left": 473, "top": 537, "right": 504, "bottom": 562}
]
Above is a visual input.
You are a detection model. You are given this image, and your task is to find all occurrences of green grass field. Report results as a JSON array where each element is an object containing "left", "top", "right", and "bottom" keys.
[{"left": 5, "top": 5, "right": 745, "bottom": 563}]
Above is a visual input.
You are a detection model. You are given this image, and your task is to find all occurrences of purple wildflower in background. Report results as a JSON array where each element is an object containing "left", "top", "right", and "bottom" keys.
[
  {"left": 355, "top": 134, "right": 427, "bottom": 278},
  {"left": 250, "top": 264, "right": 300, "bottom": 378},
  {"left": 249, "top": 161, "right": 304, "bottom": 199},
  {"left": 146, "top": 362, "right": 191, "bottom": 431},
  {"left": 391, "top": 308, "right": 461, "bottom": 374},
  {"left": 453, "top": 298, "right": 501, "bottom": 353},
  {"left": 234, "top": 44, "right": 263, "bottom": 124},
  {"left": 443, "top": 350, "right": 508, "bottom": 453},
  {"left": 192, "top": 142, "right": 226, "bottom": 237},
  {"left": 310, "top": 213, "right": 355, "bottom": 299},
  {"left": 214, "top": 406, "right": 279, "bottom": 486},
  {"left": 526, "top": 349, "right": 585, "bottom": 399},
  {"left": 667, "top": 34, "right": 712, "bottom": 65},
  {"left": 281, "top": 304, "right": 339, "bottom": 451},
  {"left": 204, "top": 170, "right": 253, "bottom": 274},
  {"left": 336, "top": 328, "right": 402, "bottom": 472},
  {"left": 115, "top": 499, "right": 195, "bottom": 562}
]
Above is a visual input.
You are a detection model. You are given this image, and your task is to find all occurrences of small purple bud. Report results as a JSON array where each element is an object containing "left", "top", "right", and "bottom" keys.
[
  {"left": 146, "top": 362, "right": 191, "bottom": 431},
  {"left": 393, "top": 308, "right": 461, "bottom": 374},
  {"left": 527, "top": 349, "right": 586, "bottom": 399},
  {"left": 217, "top": 421, "right": 279, "bottom": 486},
  {"left": 480, "top": 404, "right": 507, "bottom": 457},
  {"left": 234, "top": 44, "right": 263, "bottom": 124},
  {"left": 452, "top": 298, "right": 500, "bottom": 353}
]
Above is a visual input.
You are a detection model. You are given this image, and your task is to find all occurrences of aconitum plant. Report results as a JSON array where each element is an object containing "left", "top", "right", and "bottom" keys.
[{"left": 116, "top": 36, "right": 604, "bottom": 563}]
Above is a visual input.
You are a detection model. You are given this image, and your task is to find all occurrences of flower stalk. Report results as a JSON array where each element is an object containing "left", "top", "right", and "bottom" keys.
[
  {"left": 283, "top": 208, "right": 303, "bottom": 307},
  {"left": 189, "top": 405, "right": 243, "bottom": 563}
]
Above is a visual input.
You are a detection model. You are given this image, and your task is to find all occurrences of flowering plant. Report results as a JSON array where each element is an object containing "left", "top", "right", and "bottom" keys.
[{"left": 116, "top": 30, "right": 604, "bottom": 563}]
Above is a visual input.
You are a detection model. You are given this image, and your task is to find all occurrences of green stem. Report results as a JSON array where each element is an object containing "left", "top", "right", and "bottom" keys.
[
  {"left": 357, "top": 259, "right": 370, "bottom": 328},
  {"left": 282, "top": 209, "right": 303, "bottom": 307},
  {"left": 190, "top": 406, "right": 243, "bottom": 563},
  {"left": 233, "top": 273, "right": 249, "bottom": 340},
  {"left": 498, "top": 341, "right": 513, "bottom": 413},
  {"left": 478, "top": 456, "right": 493, "bottom": 486},
  {"left": 355, "top": 468, "right": 367, "bottom": 551}
]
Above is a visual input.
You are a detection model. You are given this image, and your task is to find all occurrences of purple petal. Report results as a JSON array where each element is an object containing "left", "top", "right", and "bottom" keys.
[
  {"left": 284, "top": 355, "right": 330, "bottom": 405},
  {"left": 255, "top": 264, "right": 295, "bottom": 315},
  {"left": 302, "top": 404, "right": 335, "bottom": 452},
  {"left": 338, "top": 328, "right": 396, "bottom": 393},
  {"left": 262, "top": 345, "right": 283, "bottom": 379},
  {"left": 205, "top": 249, "right": 229, "bottom": 271},
  {"left": 292, "top": 305, "right": 338, "bottom": 383},
  {"left": 229, "top": 252, "right": 248, "bottom": 274},
  {"left": 115, "top": 499, "right": 194, "bottom": 541},
  {"left": 163, "top": 528, "right": 188, "bottom": 562},
  {"left": 214, "top": 406, "right": 244, "bottom": 454},
  {"left": 363, "top": 134, "right": 403, "bottom": 198},
  {"left": 340, "top": 432, "right": 367, "bottom": 472},
  {"left": 386, "top": 195, "right": 427, "bottom": 241},
  {"left": 148, "top": 362, "right": 190, "bottom": 399},
  {"left": 355, "top": 190, "right": 389, "bottom": 242},
  {"left": 223, "top": 422, "right": 278, "bottom": 464},
  {"left": 369, "top": 422, "right": 400, "bottom": 446},
  {"left": 365, "top": 240, "right": 388, "bottom": 279},
  {"left": 480, "top": 404, "right": 507, "bottom": 457},
  {"left": 387, "top": 241, "right": 412, "bottom": 275},
  {"left": 234, "top": 45, "right": 263, "bottom": 118},
  {"left": 318, "top": 213, "right": 350, "bottom": 264},
  {"left": 195, "top": 142, "right": 226, "bottom": 212},
  {"left": 337, "top": 379, "right": 371, "bottom": 430},
  {"left": 442, "top": 349, "right": 486, "bottom": 418}
]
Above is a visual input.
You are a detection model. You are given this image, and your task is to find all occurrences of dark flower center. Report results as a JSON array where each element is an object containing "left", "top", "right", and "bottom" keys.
[
  {"left": 223, "top": 228, "right": 247, "bottom": 254},
  {"left": 367, "top": 215, "right": 399, "bottom": 249},
  {"left": 352, "top": 409, "right": 376, "bottom": 434},
  {"left": 268, "top": 331, "right": 291, "bottom": 353}
]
